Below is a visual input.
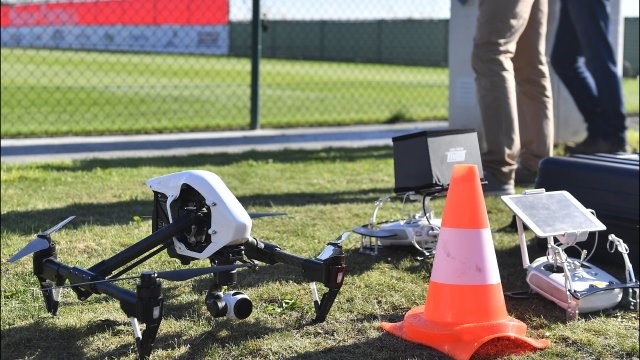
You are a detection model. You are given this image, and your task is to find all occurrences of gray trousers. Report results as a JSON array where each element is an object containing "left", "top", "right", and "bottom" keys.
[{"left": 472, "top": 0, "right": 554, "bottom": 183}]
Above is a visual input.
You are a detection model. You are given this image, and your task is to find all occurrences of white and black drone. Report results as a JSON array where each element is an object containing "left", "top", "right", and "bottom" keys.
[{"left": 8, "top": 170, "right": 348, "bottom": 359}]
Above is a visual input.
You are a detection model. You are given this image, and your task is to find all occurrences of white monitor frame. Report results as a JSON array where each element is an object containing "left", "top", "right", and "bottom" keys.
[{"left": 501, "top": 190, "right": 606, "bottom": 238}]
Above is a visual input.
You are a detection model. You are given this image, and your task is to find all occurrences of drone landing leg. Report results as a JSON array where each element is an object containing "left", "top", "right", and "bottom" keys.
[
  {"left": 33, "top": 241, "right": 64, "bottom": 315},
  {"left": 130, "top": 317, "right": 143, "bottom": 352},
  {"left": 37, "top": 279, "right": 62, "bottom": 316},
  {"left": 131, "top": 271, "right": 164, "bottom": 360},
  {"left": 313, "top": 287, "right": 340, "bottom": 323}
]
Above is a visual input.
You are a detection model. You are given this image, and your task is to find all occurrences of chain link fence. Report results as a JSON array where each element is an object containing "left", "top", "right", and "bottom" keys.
[
  {"left": 1, "top": 1, "right": 638, "bottom": 138},
  {"left": 1, "top": 0, "right": 452, "bottom": 137}
]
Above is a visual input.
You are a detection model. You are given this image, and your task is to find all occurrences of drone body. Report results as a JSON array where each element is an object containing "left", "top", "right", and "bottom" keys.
[
  {"left": 9, "top": 170, "right": 348, "bottom": 359},
  {"left": 147, "top": 170, "right": 252, "bottom": 260}
]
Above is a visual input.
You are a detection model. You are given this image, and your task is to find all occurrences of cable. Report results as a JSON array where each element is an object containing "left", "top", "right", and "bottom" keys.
[
  {"left": 582, "top": 209, "right": 600, "bottom": 263},
  {"left": 422, "top": 194, "right": 433, "bottom": 226}
]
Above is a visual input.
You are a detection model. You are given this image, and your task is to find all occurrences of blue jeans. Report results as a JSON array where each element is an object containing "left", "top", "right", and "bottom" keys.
[{"left": 551, "top": 0, "right": 627, "bottom": 145}]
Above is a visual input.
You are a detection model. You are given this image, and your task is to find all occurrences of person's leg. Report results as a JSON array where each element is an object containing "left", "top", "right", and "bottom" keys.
[
  {"left": 563, "top": 0, "right": 627, "bottom": 146},
  {"left": 472, "top": 0, "right": 534, "bottom": 189},
  {"left": 513, "top": 0, "right": 553, "bottom": 173},
  {"left": 550, "top": 0, "right": 603, "bottom": 139}
]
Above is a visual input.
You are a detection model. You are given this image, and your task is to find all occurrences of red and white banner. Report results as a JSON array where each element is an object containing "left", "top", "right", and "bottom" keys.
[{"left": 1, "top": 0, "right": 230, "bottom": 55}]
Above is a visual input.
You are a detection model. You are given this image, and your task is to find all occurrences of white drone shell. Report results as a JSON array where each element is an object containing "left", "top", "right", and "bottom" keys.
[{"left": 146, "top": 170, "right": 252, "bottom": 259}]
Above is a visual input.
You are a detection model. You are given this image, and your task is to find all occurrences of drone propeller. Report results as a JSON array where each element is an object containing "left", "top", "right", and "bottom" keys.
[
  {"left": 8, "top": 216, "right": 76, "bottom": 263},
  {"left": 8, "top": 238, "right": 49, "bottom": 263},
  {"left": 40, "top": 216, "right": 76, "bottom": 236},
  {"left": 316, "top": 232, "right": 351, "bottom": 261},
  {"left": 248, "top": 212, "right": 288, "bottom": 219},
  {"left": 332, "top": 231, "right": 351, "bottom": 246}
]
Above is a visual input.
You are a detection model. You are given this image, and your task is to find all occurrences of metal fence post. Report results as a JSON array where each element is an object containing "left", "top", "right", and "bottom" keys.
[{"left": 250, "top": 0, "right": 261, "bottom": 130}]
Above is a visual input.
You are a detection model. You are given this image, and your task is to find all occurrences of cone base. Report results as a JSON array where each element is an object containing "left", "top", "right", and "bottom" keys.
[{"left": 380, "top": 305, "right": 549, "bottom": 360}]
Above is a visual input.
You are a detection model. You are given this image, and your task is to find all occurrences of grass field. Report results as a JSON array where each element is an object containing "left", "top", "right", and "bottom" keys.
[
  {"left": 1, "top": 48, "right": 638, "bottom": 138},
  {"left": 1, "top": 148, "right": 638, "bottom": 359},
  {"left": 0, "top": 49, "right": 448, "bottom": 137}
]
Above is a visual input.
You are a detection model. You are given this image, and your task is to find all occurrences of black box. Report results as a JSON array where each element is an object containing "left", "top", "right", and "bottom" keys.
[
  {"left": 392, "top": 129, "right": 483, "bottom": 195},
  {"left": 535, "top": 153, "right": 639, "bottom": 272}
]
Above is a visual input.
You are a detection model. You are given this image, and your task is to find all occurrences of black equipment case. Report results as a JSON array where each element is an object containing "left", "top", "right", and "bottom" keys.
[{"left": 535, "top": 153, "right": 639, "bottom": 272}]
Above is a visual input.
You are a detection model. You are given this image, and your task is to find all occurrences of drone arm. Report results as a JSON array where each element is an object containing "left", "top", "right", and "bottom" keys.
[
  {"left": 38, "top": 257, "right": 138, "bottom": 304},
  {"left": 88, "top": 213, "right": 198, "bottom": 277},
  {"left": 244, "top": 238, "right": 346, "bottom": 322},
  {"left": 244, "top": 238, "right": 342, "bottom": 285}
]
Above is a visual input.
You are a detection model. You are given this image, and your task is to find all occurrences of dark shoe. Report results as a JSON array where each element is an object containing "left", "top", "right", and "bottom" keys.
[
  {"left": 482, "top": 171, "right": 514, "bottom": 196},
  {"left": 565, "top": 136, "right": 599, "bottom": 154},
  {"left": 515, "top": 166, "right": 537, "bottom": 186},
  {"left": 566, "top": 137, "right": 627, "bottom": 155}
]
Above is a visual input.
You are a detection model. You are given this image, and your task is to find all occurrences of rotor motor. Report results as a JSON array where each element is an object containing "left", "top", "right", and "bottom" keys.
[{"left": 152, "top": 185, "right": 213, "bottom": 264}]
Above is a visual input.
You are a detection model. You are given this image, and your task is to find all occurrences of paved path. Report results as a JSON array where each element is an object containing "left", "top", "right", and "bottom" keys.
[
  {"left": 1, "top": 121, "right": 448, "bottom": 163},
  {"left": 3, "top": 116, "right": 637, "bottom": 164}
]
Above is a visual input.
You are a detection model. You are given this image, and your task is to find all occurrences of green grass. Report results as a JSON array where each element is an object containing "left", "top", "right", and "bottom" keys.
[
  {"left": 629, "top": 129, "right": 640, "bottom": 151},
  {"left": 624, "top": 76, "right": 639, "bottom": 115},
  {"left": 0, "top": 49, "right": 448, "bottom": 137},
  {"left": 2, "top": 148, "right": 638, "bottom": 359},
  {"left": 3, "top": 48, "right": 636, "bottom": 138}
]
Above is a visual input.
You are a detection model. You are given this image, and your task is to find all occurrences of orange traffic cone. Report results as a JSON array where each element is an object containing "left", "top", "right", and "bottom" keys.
[{"left": 381, "top": 164, "right": 549, "bottom": 360}]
